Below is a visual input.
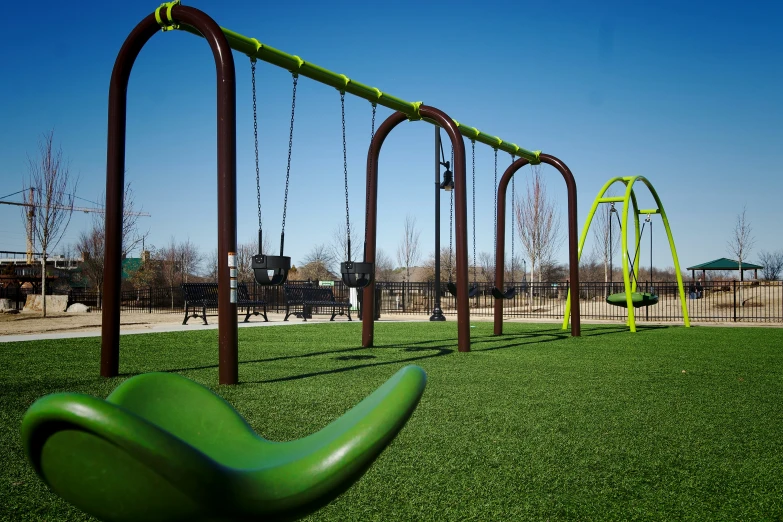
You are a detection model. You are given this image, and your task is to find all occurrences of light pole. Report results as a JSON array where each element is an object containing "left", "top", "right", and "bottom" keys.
[{"left": 431, "top": 127, "right": 453, "bottom": 321}]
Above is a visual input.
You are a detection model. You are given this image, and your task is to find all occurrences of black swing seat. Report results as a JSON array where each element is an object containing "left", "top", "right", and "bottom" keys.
[
  {"left": 491, "top": 286, "right": 516, "bottom": 300},
  {"left": 447, "top": 282, "right": 479, "bottom": 298},
  {"left": 341, "top": 261, "right": 374, "bottom": 288},
  {"left": 606, "top": 291, "right": 659, "bottom": 308},
  {"left": 252, "top": 254, "right": 291, "bottom": 286}
]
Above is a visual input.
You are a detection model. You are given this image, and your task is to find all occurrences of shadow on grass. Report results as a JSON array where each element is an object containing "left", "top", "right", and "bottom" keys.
[
  {"left": 242, "top": 345, "right": 455, "bottom": 384},
  {"left": 118, "top": 342, "right": 454, "bottom": 384},
  {"left": 117, "top": 323, "right": 680, "bottom": 383}
]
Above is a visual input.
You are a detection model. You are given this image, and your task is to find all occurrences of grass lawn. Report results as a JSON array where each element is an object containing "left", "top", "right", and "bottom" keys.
[{"left": 1, "top": 322, "right": 782, "bottom": 521}]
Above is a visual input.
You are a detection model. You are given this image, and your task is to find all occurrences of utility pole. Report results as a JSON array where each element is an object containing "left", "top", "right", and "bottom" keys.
[{"left": 26, "top": 188, "right": 34, "bottom": 264}]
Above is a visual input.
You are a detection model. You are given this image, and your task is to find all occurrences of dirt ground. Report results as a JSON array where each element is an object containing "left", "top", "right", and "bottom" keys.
[
  {"left": 0, "top": 309, "right": 446, "bottom": 337},
  {"left": 0, "top": 310, "right": 190, "bottom": 336}
]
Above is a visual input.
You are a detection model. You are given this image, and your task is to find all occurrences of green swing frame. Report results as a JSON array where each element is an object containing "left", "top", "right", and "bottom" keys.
[{"left": 562, "top": 176, "right": 690, "bottom": 332}]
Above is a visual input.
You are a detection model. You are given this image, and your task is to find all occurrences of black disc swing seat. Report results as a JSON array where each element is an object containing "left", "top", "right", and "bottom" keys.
[{"left": 606, "top": 291, "right": 659, "bottom": 308}]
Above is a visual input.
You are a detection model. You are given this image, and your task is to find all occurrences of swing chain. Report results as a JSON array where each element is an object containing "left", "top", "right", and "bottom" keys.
[
  {"left": 493, "top": 148, "right": 498, "bottom": 258},
  {"left": 510, "top": 153, "right": 516, "bottom": 281},
  {"left": 364, "top": 103, "right": 377, "bottom": 254},
  {"left": 471, "top": 140, "right": 477, "bottom": 286},
  {"left": 251, "top": 58, "right": 262, "bottom": 231},
  {"left": 280, "top": 74, "right": 298, "bottom": 239},
  {"left": 511, "top": 169, "right": 515, "bottom": 280},
  {"left": 341, "top": 92, "right": 351, "bottom": 260},
  {"left": 448, "top": 146, "right": 454, "bottom": 277}
]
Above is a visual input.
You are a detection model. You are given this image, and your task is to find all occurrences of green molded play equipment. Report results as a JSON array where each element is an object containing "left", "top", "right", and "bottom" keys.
[
  {"left": 21, "top": 365, "right": 427, "bottom": 522},
  {"left": 562, "top": 175, "right": 690, "bottom": 332},
  {"left": 605, "top": 291, "right": 659, "bottom": 308}
]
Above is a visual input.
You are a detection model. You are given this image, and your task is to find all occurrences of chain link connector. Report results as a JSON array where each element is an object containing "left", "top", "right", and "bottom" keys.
[
  {"left": 155, "top": 0, "right": 181, "bottom": 32},
  {"left": 530, "top": 150, "right": 543, "bottom": 165},
  {"left": 406, "top": 101, "right": 423, "bottom": 121}
]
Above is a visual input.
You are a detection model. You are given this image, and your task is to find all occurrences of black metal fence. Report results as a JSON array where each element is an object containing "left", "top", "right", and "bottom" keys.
[{"left": 61, "top": 280, "right": 783, "bottom": 323}]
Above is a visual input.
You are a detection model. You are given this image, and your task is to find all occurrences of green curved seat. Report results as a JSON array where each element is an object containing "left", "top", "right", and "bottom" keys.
[
  {"left": 606, "top": 291, "right": 659, "bottom": 308},
  {"left": 21, "top": 365, "right": 426, "bottom": 522}
]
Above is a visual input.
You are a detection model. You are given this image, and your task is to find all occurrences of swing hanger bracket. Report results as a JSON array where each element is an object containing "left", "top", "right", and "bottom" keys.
[{"left": 154, "top": 0, "right": 181, "bottom": 32}]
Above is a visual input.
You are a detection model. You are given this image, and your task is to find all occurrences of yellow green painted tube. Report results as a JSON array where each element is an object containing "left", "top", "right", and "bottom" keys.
[{"left": 178, "top": 23, "right": 540, "bottom": 163}]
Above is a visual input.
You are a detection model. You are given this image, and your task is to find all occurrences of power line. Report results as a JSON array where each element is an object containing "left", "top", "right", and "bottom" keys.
[{"left": 0, "top": 189, "right": 26, "bottom": 201}]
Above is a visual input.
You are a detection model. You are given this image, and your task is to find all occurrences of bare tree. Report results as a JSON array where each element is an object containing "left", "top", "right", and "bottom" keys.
[
  {"left": 421, "top": 247, "right": 451, "bottom": 283},
  {"left": 236, "top": 240, "right": 257, "bottom": 282},
  {"left": 577, "top": 251, "right": 604, "bottom": 283},
  {"left": 75, "top": 182, "right": 148, "bottom": 292},
  {"left": 396, "top": 214, "right": 421, "bottom": 284},
  {"left": 299, "top": 244, "right": 336, "bottom": 282},
  {"left": 179, "top": 239, "right": 201, "bottom": 283},
  {"left": 727, "top": 206, "right": 755, "bottom": 306},
  {"left": 127, "top": 253, "right": 159, "bottom": 294},
  {"left": 396, "top": 214, "right": 421, "bottom": 310},
  {"left": 204, "top": 248, "right": 219, "bottom": 282},
  {"left": 330, "top": 223, "right": 363, "bottom": 275},
  {"left": 119, "top": 183, "right": 149, "bottom": 257},
  {"left": 727, "top": 206, "right": 755, "bottom": 280},
  {"left": 758, "top": 250, "right": 783, "bottom": 281},
  {"left": 76, "top": 226, "right": 105, "bottom": 291},
  {"left": 25, "top": 131, "right": 79, "bottom": 317},
  {"left": 158, "top": 237, "right": 180, "bottom": 290},
  {"left": 515, "top": 165, "right": 562, "bottom": 287},
  {"left": 477, "top": 251, "right": 495, "bottom": 283},
  {"left": 374, "top": 248, "right": 396, "bottom": 282}
]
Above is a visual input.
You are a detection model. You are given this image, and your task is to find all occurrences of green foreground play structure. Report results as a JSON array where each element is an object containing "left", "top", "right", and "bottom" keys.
[
  {"left": 562, "top": 176, "right": 690, "bottom": 332},
  {"left": 22, "top": 366, "right": 426, "bottom": 522}
]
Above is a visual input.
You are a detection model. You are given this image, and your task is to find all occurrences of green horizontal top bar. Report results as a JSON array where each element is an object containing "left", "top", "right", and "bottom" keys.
[
  {"left": 636, "top": 208, "right": 660, "bottom": 214},
  {"left": 598, "top": 196, "right": 625, "bottom": 203},
  {"left": 177, "top": 23, "right": 540, "bottom": 163}
]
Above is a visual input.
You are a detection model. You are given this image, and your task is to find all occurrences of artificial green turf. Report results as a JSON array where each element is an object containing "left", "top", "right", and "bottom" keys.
[{"left": 1, "top": 322, "right": 782, "bottom": 521}]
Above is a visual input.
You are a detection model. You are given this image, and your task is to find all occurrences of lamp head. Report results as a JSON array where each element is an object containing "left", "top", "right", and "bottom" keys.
[{"left": 440, "top": 169, "right": 454, "bottom": 191}]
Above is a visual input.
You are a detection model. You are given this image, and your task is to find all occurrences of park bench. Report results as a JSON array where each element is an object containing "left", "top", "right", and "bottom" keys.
[
  {"left": 283, "top": 283, "right": 352, "bottom": 322},
  {"left": 181, "top": 282, "right": 268, "bottom": 325}
]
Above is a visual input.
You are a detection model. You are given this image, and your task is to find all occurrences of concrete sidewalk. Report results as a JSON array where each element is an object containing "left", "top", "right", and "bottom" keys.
[{"left": 0, "top": 311, "right": 429, "bottom": 343}]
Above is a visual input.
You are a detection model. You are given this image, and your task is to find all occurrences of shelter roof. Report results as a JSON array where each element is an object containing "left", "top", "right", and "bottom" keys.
[{"left": 686, "top": 257, "right": 763, "bottom": 271}]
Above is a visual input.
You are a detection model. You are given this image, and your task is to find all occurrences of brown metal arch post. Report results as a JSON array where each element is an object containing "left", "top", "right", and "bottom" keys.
[
  {"left": 362, "top": 106, "right": 471, "bottom": 352},
  {"left": 101, "top": 5, "right": 240, "bottom": 383},
  {"left": 492, "top": 153, "right": 580, "bottom": 337}
]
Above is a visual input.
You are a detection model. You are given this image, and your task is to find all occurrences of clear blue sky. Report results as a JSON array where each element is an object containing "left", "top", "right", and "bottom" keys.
[{"left": 1, "top": 0, "right": 781, "bottom": 275}]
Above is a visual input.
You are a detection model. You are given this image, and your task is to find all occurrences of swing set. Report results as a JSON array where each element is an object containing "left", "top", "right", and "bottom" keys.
[
  {"left": 562, "top": 175, "right": 690, "bottom": 332},
  {"left": 98, "top": 1, "right": 576, "bottom": 380}
]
